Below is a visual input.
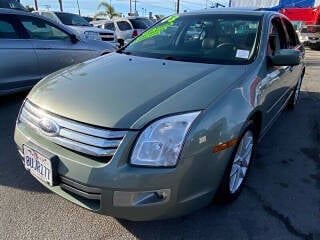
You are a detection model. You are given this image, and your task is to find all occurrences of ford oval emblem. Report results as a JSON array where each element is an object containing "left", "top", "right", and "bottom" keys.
[{"left": 38, "top": 118, "right": 60, "bottom": 137}]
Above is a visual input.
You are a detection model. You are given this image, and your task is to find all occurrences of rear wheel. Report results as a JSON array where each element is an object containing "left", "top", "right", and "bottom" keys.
[{"left": 215, "top": 121, "right": 257, "bottom": 203}]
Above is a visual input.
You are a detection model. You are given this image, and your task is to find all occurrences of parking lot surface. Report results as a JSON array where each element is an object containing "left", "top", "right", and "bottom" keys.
[{"left": 0, "top": 50, "right": 320, "bottom": 240}]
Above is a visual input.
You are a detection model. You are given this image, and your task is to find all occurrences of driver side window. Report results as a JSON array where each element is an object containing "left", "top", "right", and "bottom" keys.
[
  {"left": 18, "top": 16, "right": 69, "bottom": 41},
  {"left": 268, "top": 18, "right": 287, "bottom": 56}
]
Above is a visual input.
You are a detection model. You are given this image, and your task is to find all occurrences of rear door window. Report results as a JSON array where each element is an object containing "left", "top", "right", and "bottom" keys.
[
  {"left": 117, "top": 21, "right": 132, "bottom": 31},
  {"left": 129, "top": 19, "right": 152, "bottom": 29},
  {"left": 104, "top": 22, "right": 115, "bottom": 31}
]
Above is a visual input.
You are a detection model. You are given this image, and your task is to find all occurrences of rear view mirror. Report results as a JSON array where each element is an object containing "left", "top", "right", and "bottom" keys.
[{"left": 269, "top": 49, "right": 301, "bottom": 66}]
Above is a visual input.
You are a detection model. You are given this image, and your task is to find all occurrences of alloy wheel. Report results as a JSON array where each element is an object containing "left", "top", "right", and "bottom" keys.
[{"left": 229, "top": 130, "right": 254, "bottom": 194}]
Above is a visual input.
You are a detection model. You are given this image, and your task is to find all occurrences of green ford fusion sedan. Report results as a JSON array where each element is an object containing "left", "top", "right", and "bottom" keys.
[{"left": 14, "top": 9, "right": 305, "bottom": 221}]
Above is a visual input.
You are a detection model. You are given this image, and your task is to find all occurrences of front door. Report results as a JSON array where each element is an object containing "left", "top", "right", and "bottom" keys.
[
  {"left": 0, "top": 15, "right": 39, "bottom": 92},
  {"left": 17, "top": 15, "right": 95, "bottom": 79}
]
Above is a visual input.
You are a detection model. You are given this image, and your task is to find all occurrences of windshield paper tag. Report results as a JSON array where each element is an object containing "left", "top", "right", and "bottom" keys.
[{"left": 236, "top": 49, "right": 250, "bottom": 59}]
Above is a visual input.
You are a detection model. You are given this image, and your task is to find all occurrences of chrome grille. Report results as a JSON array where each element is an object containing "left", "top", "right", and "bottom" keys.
[{"left": 19, "top": 100, "right": 127, "bottom": 158}]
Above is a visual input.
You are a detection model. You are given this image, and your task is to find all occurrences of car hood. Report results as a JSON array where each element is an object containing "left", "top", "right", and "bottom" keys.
[
  {"left": 68, "top": 25, "right": 113, "bottom": 34},
  {"left": 28, "top": 53, "right": 247, "bottom": 129}
]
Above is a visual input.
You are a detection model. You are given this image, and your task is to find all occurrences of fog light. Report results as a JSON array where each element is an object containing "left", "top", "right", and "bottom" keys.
[{"left": 113, "top": 189, "right": 171, "bottom": 207}]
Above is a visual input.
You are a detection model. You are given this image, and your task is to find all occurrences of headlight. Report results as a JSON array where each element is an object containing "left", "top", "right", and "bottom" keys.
[
  {"left": 84, "top": 31, "right": 101, "bottom": 41},
  {"left": 131, "top": 112, "right": 201, "bottom": 167}
]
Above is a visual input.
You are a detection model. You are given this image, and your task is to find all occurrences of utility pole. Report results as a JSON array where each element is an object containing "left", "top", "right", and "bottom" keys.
[
  {"left": 34, "top": 0, "right": 38, "bottom": 10},
  {"left": 177, "top": 0, "right": 180, "bottom": 13},
  {"left": 129, "top": 0, "right": 132, "bottom": 14},
  {"left": 134, "top": 0, "right": 137, "bottom": 12},
  {"left": 76, "top": 0, "right": 81, "bottom": 15},
  {"left": 58, "top": 0, "right": 63, "bottom": 11}
]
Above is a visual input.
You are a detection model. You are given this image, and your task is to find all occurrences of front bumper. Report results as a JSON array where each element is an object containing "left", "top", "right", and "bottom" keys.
[{"left": 14, "top": 121, "right": 232, "bottom": 221}]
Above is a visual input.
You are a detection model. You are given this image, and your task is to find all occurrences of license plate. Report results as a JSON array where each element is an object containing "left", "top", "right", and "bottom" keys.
[
  {"left": 309, "top": 40, "right": 317, "bottom": 43},
  {"left": 23, "top": 145, "right": 53, "bottom": 186}
]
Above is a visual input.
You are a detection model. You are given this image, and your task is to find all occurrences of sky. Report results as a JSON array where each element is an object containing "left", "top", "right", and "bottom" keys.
[{"left": 20, "top": 0, "right": 230, "bottom": 17}]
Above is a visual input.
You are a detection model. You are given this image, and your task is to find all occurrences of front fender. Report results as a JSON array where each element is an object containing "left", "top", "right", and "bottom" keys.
[{"left": 176, "top": 88, "right": 254, "bottom": 202}]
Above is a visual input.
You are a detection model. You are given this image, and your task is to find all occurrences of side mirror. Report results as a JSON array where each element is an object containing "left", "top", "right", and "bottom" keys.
[
  {"left": 70, "top": 34, "right": 79, "bottom": 44},
  {"left": 269, "top": 49, "right": 301, "bottom": 66}
]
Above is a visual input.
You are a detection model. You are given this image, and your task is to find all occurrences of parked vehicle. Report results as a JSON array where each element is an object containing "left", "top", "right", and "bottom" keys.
[
  {"left": 15, "top": 9, "right": 305, "bottom": 221},
  {"left": 306, "top": 25, "right": 320, "bottom": 49},
  {"left": 297, "top": 25, "right": 310, "bottom": 45},
  {"left": 0, "top": 9, "right": 116, "bottom": 95},
  {"left": 0, "top": 0, "right": 26, "bottom": 11},
  {"left": 93, "top": 17, "right": 153, "bottom": 42},
  {"left": 35, "top": 11, "right": 115, "bottom": 42}
]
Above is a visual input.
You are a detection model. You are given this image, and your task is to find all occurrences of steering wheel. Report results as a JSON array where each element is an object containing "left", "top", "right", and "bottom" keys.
[{"left": 216, "top": 43, "right": 236, "bottom": 49}]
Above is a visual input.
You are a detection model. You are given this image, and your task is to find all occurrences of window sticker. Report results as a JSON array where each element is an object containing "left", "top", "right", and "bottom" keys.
[
  {"left": 132, "top": 15, "right": 179, "bottom": 44},
  {"left": 236, "top": 49, "right": 250, "bottom": 59}
]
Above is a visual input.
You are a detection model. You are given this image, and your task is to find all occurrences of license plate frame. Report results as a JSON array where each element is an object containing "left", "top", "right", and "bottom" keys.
[{"left": 23, "top": 144, "right": 55, "bottom": 186}]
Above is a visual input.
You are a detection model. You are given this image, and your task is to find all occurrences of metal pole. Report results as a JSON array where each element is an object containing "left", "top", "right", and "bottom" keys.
[
  {"left": 134, "top": 0, "right": 137, "bottom": 11},
  {"left": 58, "top": 0, "right": 63, "bottom": 11},
  {"left": 34, "top": 0, "right": 38, "bottom": 10},
  {"left": 76, "top": 0, "right": 81, "bottom": 15},
  {"left": 130, "top": 0, "right": 132, "bottom": 14},
  {"left": 177, "top": 0, "right": 180, "bottom": 13},
  {"left": 229, "top": 0, "right": 232, "bottom": 7}
]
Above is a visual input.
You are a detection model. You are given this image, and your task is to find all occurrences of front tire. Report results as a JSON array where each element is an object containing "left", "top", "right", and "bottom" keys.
[{"left": 214, "top": 121, "right": 257, "bottom": 204}]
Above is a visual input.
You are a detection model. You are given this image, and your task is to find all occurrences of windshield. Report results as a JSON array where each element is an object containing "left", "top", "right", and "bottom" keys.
[
  {"left": 0, "top": 0, "right": 26, "bottom": 10},
  {"left": 129, "top": 18, "right": 153, "bottom": 29},
  {"left": 125, "top": 14, "right": 262, "bottom": 64},
  {"left": 55, "top": 12, "right": 90, "bottom": 26}
]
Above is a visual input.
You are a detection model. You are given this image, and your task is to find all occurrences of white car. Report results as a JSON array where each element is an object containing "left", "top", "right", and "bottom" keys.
[
  {"left": 297, "top": 25, "right": 320, "bottom": 50},
  {"left": 35, "top": 11, "right": 115, "bottom": 42},
  {"left": 93, "top": 17, "right": 153, "bottom": 43}
]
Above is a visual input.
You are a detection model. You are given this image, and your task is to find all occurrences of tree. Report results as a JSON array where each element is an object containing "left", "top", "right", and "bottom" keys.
[{"left": 94, "top": 2, "right": 120, "bottom": 20}]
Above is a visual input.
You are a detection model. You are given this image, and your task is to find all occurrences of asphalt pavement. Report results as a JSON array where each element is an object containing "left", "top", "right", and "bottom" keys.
[{"left": 0, "top": 50, "right": 319, "bottom": 240}]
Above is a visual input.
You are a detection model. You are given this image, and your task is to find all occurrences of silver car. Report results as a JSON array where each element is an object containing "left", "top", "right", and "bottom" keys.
[
  {"left": 35, "top": 11, "right": 115, "bottom": 42},
  {"left": 0, "top": 9, "right": 116, "bottom": 95}
]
